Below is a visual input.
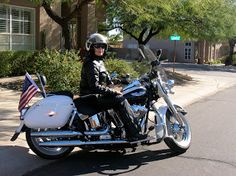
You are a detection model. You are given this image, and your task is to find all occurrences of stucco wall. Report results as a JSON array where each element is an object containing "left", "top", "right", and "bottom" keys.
[
  {"left": 6, "top": 0, "right": 36, "bottom": 7},
  {"left": 40, "top": 2, "right": 62, "bottom": 49},
  {"left": 123, "top": 38, "right": 195, "bottom": 63}
]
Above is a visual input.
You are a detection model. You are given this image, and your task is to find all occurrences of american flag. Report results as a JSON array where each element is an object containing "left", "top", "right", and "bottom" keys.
[{"left": 18, "top": 72, "right": 40, "bottom": 112}]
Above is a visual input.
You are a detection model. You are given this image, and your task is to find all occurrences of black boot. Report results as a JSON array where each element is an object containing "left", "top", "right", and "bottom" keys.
[
  {"left": 128, "top": 133, "right": 148, "bottom": 142},
  {"left": 124, "top": 122, "right": 147, "bottom": 142},
  {"left": 115, "top": 100, "right": 147, "bottom": 141}
]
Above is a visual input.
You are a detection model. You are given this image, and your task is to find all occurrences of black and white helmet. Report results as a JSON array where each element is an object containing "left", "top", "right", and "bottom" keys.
[{"left": 85, "top": 33, "right": 108, "bottom": 51}]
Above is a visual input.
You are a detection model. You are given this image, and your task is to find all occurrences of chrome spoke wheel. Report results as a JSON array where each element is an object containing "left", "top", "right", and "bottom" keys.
[
  {"left": 164, "top": 109, "right": 191, "bottom": 153},
  {"left": 26, "top": 128, "right": 74, "bottom": 159}
]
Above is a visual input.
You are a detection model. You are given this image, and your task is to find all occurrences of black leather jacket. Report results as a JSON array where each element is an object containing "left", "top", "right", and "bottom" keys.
[{"left": 80, "top": 56, "right": 117, "bottom": 96}]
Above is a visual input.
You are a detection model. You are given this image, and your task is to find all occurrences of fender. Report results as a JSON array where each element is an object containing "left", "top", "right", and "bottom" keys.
[
  {"left": 155, "top": 104, "right": 187, "bottom": 140},
  {"left": 173, "top": 104, "right": 187, "bottom": 115},
  {"left": 159, "top": 104, "right": 187, "bottom": 115},
  {"left": 153, "top": 105, "right": 168, "bottom": 140}
]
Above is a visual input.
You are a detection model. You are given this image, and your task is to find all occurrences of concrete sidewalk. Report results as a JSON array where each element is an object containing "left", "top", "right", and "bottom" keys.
[{"left": 0, "top": 66, "right": 236, "bottom": 176}]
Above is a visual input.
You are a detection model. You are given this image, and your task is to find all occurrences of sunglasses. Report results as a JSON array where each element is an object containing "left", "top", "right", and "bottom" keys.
[{"left": 93, "top": 44, "right": 107, "bottom": 49}]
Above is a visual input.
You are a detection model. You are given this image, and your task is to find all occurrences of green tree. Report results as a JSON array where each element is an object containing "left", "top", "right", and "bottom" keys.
[
  {"left": 226, "top": 37, "right": 236, "bottom": 65},
  {"left": 105, "top": 0, "right": 236, "bottom": 46},
  {"left": 221, "top": 0, "right": 236, "bottom": 65},
  {"left": 105, "top": 0, "right": 175, "bottom": 45}
]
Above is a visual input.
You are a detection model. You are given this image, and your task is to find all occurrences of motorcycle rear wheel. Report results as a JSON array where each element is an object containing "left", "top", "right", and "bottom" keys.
[
  {"left": 26, "top": 128, "right": 74, "bottom": 159},
  {"left": 164, "top": 109, "right": 191, "bottom": 153}
]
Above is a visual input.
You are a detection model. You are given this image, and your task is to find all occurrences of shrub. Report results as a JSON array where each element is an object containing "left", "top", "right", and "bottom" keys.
[
  {"left": 104, "top": 58, "right": 139, "bottom": 78},
  {"left": 35, "top": 52, "right": 141, "bottom": 93},
  {"left": 0, "top": 50, "right": 37, "bottom": 77},
  {"left": 0, "top": 49, "right": 150, "bottom": 94},
  {"left": 34, "top": 49, "right": 82, "bottom": 94},
  {"left": 11, "top": 51, "right": 36, "bottom": 76},
  {"left": 233, "top": 55, "right": 236, "bottom": 65},
  {"left": 131, "top": 60, "right": 150, "bottom": 76},
  {"left": 208, "top": 59, "right": 224, "bottom": 65},
  {"left": 0, "top": 51, "right": 14, "bottom": 77},
  {"left": 224, "top": 54, "right": 236, "bottom": 65}
]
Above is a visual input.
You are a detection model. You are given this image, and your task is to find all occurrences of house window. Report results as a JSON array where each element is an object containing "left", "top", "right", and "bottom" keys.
[
  {"left": 185, "top": 48, "right": 191, "bottom": 60},
  {"left": 184, "top": 42, "right": 192, "bottom": 60},
  {"left": 0, "top": 4, "right": 35, "bottom": 51},
  {"left": 185, "top": 42, "right": 191, "bottom": 46}
]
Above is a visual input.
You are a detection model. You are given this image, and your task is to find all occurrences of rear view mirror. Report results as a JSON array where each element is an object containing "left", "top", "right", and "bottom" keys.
[
  {"left": 40, "top": 75, "right": 47, "bottom": 86},
  {"left": 36, "top": 73, "right": 47, "bottom": 97}
]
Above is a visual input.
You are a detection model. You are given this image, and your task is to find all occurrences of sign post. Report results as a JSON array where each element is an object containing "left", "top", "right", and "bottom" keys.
[{"left": 170, "top": 35, "right": 181, "bottom": 72}]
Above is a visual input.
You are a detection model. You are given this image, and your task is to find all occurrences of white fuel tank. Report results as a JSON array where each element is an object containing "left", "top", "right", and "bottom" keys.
[{"left": 24, "top": 95, "right": 74, "bottom": 129}]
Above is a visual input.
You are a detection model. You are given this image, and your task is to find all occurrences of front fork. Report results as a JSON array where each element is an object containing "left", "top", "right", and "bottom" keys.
[
  {"left": 157, "top": 83, "right": 186, "bottom": 126},
  {"left": 150, "top": 97, "right": 187, "bottom": 141}
]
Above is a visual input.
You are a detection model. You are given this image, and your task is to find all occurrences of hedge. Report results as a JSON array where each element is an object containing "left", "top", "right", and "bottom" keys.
[
  {"left": 0, "top": 50, "right": 141, "bottom": 94},
  {"left": 34, "top": 49, "right": 82, "bottom": 94},
  {"left": 0, "top": 51, "right": 14, "bottom": 77}
]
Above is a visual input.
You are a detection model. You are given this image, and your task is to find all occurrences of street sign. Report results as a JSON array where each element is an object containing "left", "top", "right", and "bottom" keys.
[
  {"left": 170, "top": 35, "right": 181, "bottom": 41},
  {"left": 169, "top": 35, "right": 181, "bottom": 72}
]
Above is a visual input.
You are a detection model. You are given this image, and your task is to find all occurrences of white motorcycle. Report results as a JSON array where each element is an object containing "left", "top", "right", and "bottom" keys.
[{"left": 11, "top": 45, "right": 191, "bottom": 159}]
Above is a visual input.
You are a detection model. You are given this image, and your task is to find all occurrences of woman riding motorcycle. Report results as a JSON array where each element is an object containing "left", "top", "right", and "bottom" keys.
[{"left": 78, "top": 33, "right": 147, "bottom": 141}]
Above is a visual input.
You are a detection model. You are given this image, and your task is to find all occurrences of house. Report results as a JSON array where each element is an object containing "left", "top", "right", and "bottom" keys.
[
  {"left": 121, "top": 38, "right": 231, "bottom": 63},
  {"left": 0, "top": 0, "right": 104, "bottom": 51}
]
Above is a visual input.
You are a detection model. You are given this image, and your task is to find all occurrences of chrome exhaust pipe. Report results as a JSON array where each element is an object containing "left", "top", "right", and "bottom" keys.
[
  {"left": 31, "top": 130, "right": 83, "bottom": 137},
  {"left": 85, "top": 127, "right": 109, "bottom": 136},
  {"left": 39, "top": 139, "right": 129, "bottom": 147},
  {"left": 31, "top": 127, "right": 110, "bottom": 138}
]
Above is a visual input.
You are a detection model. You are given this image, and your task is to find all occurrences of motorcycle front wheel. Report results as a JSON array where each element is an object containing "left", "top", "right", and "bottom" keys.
[
  {"left": 26, "top": 128, "right": 74, "bottom": 159},
  {"left": 164, "top": 109, "right": 191, "bottom": 153}
]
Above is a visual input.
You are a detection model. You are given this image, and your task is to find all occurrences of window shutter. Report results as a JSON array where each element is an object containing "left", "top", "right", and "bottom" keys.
[
  {"left": 23, "top": 11, "right": 31, "bottom": 21},
  {"left": 0, "top": 19, "right": 6, "bottom": 32},
  {"left": 0, "top": 5, "right": 7, "bottom": 19},
  {"left": 0, "top": 5, "right": 7, "bottom": 33},
  {"left": 12, "top": 8, "right": 20, "bottom": 20},
  {"left": 12, "top": 21, "right": 20, "bottom": 33}
]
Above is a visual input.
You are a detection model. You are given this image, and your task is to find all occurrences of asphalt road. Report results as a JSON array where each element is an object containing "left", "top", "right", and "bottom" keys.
[
  {"left": 1, "top": 63, "right": 235, "bottom": 176},
  {"left": 23, "top": 85, "right": 236, "bottom": 176}
]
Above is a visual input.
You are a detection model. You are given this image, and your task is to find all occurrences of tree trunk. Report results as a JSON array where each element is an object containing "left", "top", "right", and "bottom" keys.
[
  {"left": 62, "top": 23, "right": 71, "bottom": 50},
  {"left": 137, "top": 28, "right": 161, "bottom": 46},
  {"left": 225, "top": 38, "right": 235, "bottom": 66},
  {"left": 42, "top": 0, "right": 93, "bottom": 50}
]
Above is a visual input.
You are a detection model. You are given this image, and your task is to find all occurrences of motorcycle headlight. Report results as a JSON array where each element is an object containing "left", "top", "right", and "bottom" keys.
[{"left": 165, "top": 79, "right": 175, "bottom": 94}]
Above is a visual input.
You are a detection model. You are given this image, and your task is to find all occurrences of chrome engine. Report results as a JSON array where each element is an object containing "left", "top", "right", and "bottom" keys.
[
  {"left": 88, "top": 114, "right": 101, "bottom": 129},
  {"left": 131, "top": 105, "right": 148, "bottom": 119}
]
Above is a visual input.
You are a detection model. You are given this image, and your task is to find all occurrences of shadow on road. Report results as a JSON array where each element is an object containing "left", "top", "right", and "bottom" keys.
[
  {"left": 0, "top": 145, "right": 54, "bottom": 176},
  {"left": 23, "top": 148, "right": 180, "bottom": 176}
]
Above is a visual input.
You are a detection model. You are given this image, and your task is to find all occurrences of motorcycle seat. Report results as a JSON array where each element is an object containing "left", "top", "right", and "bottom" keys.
[{"left": 73, "top": 94, "right": 100, "bottom": 116}]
